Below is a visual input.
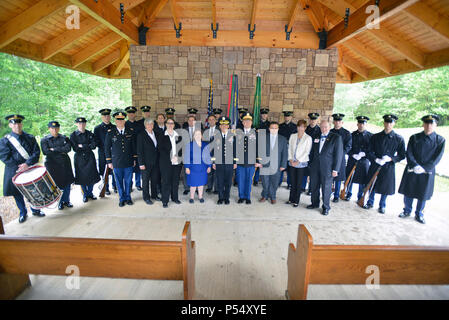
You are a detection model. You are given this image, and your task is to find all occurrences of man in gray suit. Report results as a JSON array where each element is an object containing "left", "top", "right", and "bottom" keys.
[
  {"left": 307, "top": 120, "right": 343, "bottom": 215},
  {"left": 257, "top": 122, "right": 288, "bottom": 204}
]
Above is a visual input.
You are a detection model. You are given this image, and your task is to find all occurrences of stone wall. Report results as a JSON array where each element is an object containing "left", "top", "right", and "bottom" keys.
[{"left": 130, "top": 45, "right": 338, "bottom": 123}]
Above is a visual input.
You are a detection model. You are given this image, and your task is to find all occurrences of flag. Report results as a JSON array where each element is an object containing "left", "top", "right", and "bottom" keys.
[
  {"left": 253, "top": 73, "right": 261, "bottom": 128},
  {"left": 226, "top": 74, "right": 239, "bottom": 129},
  {"left": 205, "top": 79, "right": 213, "bottom": 128}
]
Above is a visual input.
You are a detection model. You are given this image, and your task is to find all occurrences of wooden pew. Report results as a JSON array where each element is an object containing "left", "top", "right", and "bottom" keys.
[
  {"left": 0, "top": 217, "right": 195, "bottom": 300},
  {"left": 287, "top": 224, "right": 449, "bottom": 300}
]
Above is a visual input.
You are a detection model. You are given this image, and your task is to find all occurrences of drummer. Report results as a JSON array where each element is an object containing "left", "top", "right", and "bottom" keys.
[
  {"left": 0, "top": 114, "right": 46, "bottom": 223},
  {"left": 41, "top": 121, "right": 75, "bottom": 210}
]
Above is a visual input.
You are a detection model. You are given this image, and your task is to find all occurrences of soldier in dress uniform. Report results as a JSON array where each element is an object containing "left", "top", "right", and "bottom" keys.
[
  {"left": 236, "top": 108, "right": 248, "bottom": 130},
  {"left": 41, "top": 121, "right": 75, "bottom": 210},
  {"left": 342, "top": 116, "right": 373, "bottom": 202},
  {"left": 70, "top": 117, "right": 100, "bottom": 203},
  {"left": 125, "top": 106, "right": 142, "bottom": 192},
  {"left": 137, "top": 105, "right": 152, "bottom": 128},
  {"left": 105, "top": 111, "right": 138, "bottom": 207},
  {"left": 93, "top": 108, "right": 116, "bottom": 195},
  {"left": 0, "top": 114, "right": 45, "bottom": 223},
  {"left": 236, "top": 112, "right": 258, "bottom": 204},
  {"left": 213, "top": 108, "right": 223, "bottom": 118},
  {"left": 301, "top": 112, "right": 321, "bottom": 194},
  {"left": 212, "top": 116, "right": 237, "bottom": 205},
  {"left": 253, "top": 107, "right": 270, "bottom": 187},
  {"left": 165, "top": 107, "right": 181, "bottom": 129},
  {"left": 278, "top": 111, "right": 297, "bottom": 189},
  {"left": 182, "top": 107, "right": 204, "bottom": 131},
  {"left": 398, "top": 115, "right": 445, "bottom": 224},
  {"left": 330, "top": 113, "right": 352, "bottom": 203},
  {"left": 363, "top": 114, "right": 406, "bottom": 214}
]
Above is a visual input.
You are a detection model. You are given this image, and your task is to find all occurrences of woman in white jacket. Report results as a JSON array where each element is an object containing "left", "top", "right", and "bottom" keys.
[{"left": 287, "top": 120, "right": 313, "bottom": 207}]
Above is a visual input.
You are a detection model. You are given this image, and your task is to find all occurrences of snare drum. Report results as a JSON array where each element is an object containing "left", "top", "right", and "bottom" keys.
[{"left": 12, "top": 165, "right": 62, "bottom": 209}]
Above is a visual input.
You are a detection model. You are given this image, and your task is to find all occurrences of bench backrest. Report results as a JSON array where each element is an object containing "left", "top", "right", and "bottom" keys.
[
  {"left": 0, "top": 218, "right": 195, "bottom": 300},
  {"left": 287, "top": 224, "right": 449, "bottom": 300}
]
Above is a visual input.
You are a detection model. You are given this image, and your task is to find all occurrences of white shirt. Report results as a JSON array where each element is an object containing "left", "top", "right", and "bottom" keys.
[
  {"left": 117, "top": 127, "right": 125, "bottom": 135},
  {"left": 319, "top": 132, "right": 329, "bottom": 153},
  {"left": 146, "top": 130, "right": 157, "bottom": 147},
  {"left": 244, "top": 128, "right": 250, "bottom": 134},
  {"left": 189, "top": 127, "right": 194, "bottom": 140},
  {"left": 209, "top": 126, "right": 215, "bottom": 140},
  {"left": 165, "top": 130, "right": 179, "bottom": 164},
  {"left": 270, "top": 134, "right": 277, "bottom": 150}
]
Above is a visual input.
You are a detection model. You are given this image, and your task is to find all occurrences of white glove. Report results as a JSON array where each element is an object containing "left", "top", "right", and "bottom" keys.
[
  {"left": 413, "top": 165, "right": 425, "bottom": 174},
  {"left": 382, "top": 155, "right": 392, "bottom": 162},
  {"left": 358, "top": 152, "right": 366, "bottom": 158},
  {"left": 375, "top": 158, "right": 385, "bottom": 166},
  {"left": 352, "top": 154, "right": 361, "bottom": 161}
]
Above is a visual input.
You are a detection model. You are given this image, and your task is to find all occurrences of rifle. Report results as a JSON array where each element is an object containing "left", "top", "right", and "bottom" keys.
[
  {"left": 99, "top": 165, "right": 111, "bottom": 198},
  {"left": 357, "top": 165, "right": 382, "bottom": 208},
  {"left": 340, "top": 162, "right": 357, "bottom": 200}
]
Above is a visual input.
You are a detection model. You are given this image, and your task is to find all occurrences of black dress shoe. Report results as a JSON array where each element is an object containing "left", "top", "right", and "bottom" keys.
[
  {"left": 285, "top": 201, "right": 292, "bottom": 204},
  {"left": 145, "top": 199, "right": 153, "bottom": 205},
  {"left": 199, "top": 198, "right": 204, "bottom": 203},
  {"left": 19, "top": 215, "right": 27, "bottom": 223},
  {"left": 238, "top": 198, "right": 245, "bottom": 204},
  {"left": 105, "top": 190, "right": 111, "bottom": 195},
  {"left": 293, "top": 203, "right": 299, "bottom": 208},
  {"left": 58, "top": 202, "right": 64, "bottom": 210},
  {"left": 88, "top": 195, "right": 97, "bottom": 200},
  {"left": 224, "top": 199, "right": 230, "bottom": 205},
  {"left": 321, "top": 208, "right": 329, "bottom": 216},
  {"left": 65, "top": 202, "right": 73, "bottom": 208},
  {"left": 83, "top": 196, "right": 88, "bottom": 203},
  {"left": 213, "top": 191, "right": 218, "bottom": 194},
  {"left": 217, "top": 199, "right": 223, "bottom": 205},
  {"left": 173, "top": 200, "right": 181, "bottom": 204},
  {"left": 119, "top": 201, "right": 125, "bottom": 207},
  {"left": 378, "top": 207, "right": 385, "bottom": 214},
  {"left": 399, "top": 212, "right": 411, "bottom": 218},
  {"left": 332, "top": 197, "right": 339, "bottom": 203},
  {"left": 114, "top": 188, "right": 118, "bottom": 193},
  {"left": 137, "top": 187, "right": 142, "bottom": 191},
  {"left": 32, "top": 211, "right": 45, "bottom": 217},
  {"left": 151, "top": 196, "right": 162, "bottom": 201},
  {"left": 189, "top": 199, "right": 194, "bottom": 204},
  {"left": 306, "top": 191, "right": 312, "bottom": 196},
  {"left": 253, "top": 181, "right": 258, "bottom": 186},
  {"left": 363, "top": 204, "right": 373, "bottom": 209},
  {"left": 245, "top": 199, "right": 251, "bottom": 205},
  {"left": 300, "top": 188, "right": 306, "bottom": 193},
  {"left": 163, "top": 203, "right": 168, "bottom": 208},
  {"left": 126, "top": 200, "right": 134, "bottom": 205},
  {"left": 183, "top": 190, "right": 189, "bottom": 195},
  {"left": 306, "top": 205, "right": 318, "bottom": 209},
  {"left": 206, "top": 188, "right": 212, "bottom": 193},
  {"left": 344, "top": 197, "right": 351, "bottom": 201},
  {"left": 415, "top": 215, "right": 426, "bottom": 224}
]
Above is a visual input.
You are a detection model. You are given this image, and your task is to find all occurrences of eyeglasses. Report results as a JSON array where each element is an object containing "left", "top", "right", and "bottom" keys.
[{"left": 167, "top": 122, "right": 174, "bottom": 125}]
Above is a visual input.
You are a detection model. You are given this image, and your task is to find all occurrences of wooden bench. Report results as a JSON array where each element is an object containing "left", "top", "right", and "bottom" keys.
[
  {"left": 0, "top": 217, "right": 195, "bottom": 300},
  {"left": 287, "top": 224, "right": 449, "bottom": 300}
]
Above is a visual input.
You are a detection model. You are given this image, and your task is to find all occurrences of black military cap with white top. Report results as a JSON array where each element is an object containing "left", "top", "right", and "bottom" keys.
[
  {"left": 5, "top": 114, "right": 25, "bottom": 124},
  {"left": 383, "top": 114, "right": 398, "bottom": 123},
  {"left": 356, "top": 116, "right": 370, "bottom": 123}
]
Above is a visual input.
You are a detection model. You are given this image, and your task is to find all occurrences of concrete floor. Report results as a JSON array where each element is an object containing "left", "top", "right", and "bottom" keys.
[{"left": 4, "top": 182, "right": 449, "bottom": 300}]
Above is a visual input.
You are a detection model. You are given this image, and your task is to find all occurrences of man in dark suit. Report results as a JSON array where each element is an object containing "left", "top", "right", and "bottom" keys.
[
  {"left": 257, "top": 121, "right": 288, "bottom": 204},
  {"left": 205, "top": 114, "right": 219, "bottom": 193},
  {"left": 307, "top": 120, "right": 343, "bottom": 215},
  {"left": 137, "top": 118, "right": 161, "bottom": 205},
  {"left": 154, "top": 113, "right": 166, "bottom": 135}
]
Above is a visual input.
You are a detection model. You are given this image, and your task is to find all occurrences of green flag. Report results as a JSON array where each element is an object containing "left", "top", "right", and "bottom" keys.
[{"left": 253, "top": 74, "right": 261, "bottom": 128}]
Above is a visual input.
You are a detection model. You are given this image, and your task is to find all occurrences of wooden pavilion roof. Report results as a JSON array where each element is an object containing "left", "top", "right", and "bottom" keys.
[{"left": 0, "top": 0, "right": 448, "bottom": 83}]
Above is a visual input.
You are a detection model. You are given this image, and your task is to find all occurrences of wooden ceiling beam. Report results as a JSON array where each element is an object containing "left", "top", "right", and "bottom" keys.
[
  {"left": 404, "top": 2, "right": 449, "bottom": 43},
  {"left": 71, "top": 32, "right": 123, "bottom": 68},
  {"left": 327, "top": 0, "right": 419, "bottom": 48},
  {"left": 68, "top": 0, "right": 139, "bottom": 44},
  {"left": 298, "top": 0, "right": 328, "bottom": 33},
  {"left": 344, "top": 38, "right": 393, "bottom": 74},
  {"left": 0, "top": 0, "right": 67, "bottom": 49},
  {"left": 171, "top": 0, "right": 180, "bottom": 29},
  {"left": 367, "top": 28, "right": 425, "bottom": 68},
  {"left": 139, "top": 0, "right": 170, "bottom": 27},
  {"left": 286, "top": 1, "right": 302, "bottom": 32},
  {"left": 93, "top": 49, "right": 121, "bottom": 73},
  {"left": 109, "top": 40, "right": 130, "bottom": 76},
  {"left": 341, "top": 54, "right": 369, "bottom": 79},
  {"left": 42, "top": 17, "right": 101, "bottom": 61},
  {"left": 211, "top": 0, "right": 217, "bottom": 27},
  {"left": 337, "top": 46, "right": 353, "bottom": 81},
  {"left": 316, "top": 0, "right": 355, "bottom": 17},
  {"left": 250, "top": 0, "right": 259, "bottom": 29}
]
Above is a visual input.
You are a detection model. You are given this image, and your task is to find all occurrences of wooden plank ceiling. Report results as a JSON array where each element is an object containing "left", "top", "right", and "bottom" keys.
[{"left": 0, "top": 0, "right": 448, "bottom": 83}]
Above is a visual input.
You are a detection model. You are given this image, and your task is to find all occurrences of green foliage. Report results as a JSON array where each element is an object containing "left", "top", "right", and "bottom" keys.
[
  {"left": 0, "top": 53, "right": 131, "bottom": 137},
  {"left": 335, "top": 66, "right": 449, "bottom": 128}
]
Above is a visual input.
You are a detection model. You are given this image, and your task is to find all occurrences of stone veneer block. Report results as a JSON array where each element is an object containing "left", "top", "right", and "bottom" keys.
[{"left": 315, "top": 54, "right": 329, "bottom": 67}]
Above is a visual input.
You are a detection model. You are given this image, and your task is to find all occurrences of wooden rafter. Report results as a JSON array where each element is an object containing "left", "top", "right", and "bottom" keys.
[
  {"left": 0, "top": 0, "right": 67, "bottom": 49},
  {"left": 367, "top": 28, "right": 425, "bottom": 68},
  {"left": 286, "top": 0, "right": 302, "bottom": 32},
  {"left": 71, "top": 32, "right": 122, "bottom": 68},
  {"left": 341, "top": 54, "right": 369, "bottom": 79},
  {"left": 317, "top": 0, "right": 355, "bottom": 17},
  {"left": 139, "top": 0, "right": 170, "bottom": 27},
  {"left": 337, "top": 46, "right": 352, "bottom": 81},
  {"left": 211, "top": 0, "right": 217, "bottom": 27},
  {"left": 299, "top": 0, "right": 327, "bottom": 32},
  {"left": 344, "top": 38, "right": 392, "bottom": 75},
  {"left": 171, "top": 0, "right": 180, "bottom": 29},
  {"left": 93, "top": 49, "right": 121, "bottom": 73},
  {"left": 404, "top": 2, "right": 449, "bottom": 43},
  {"left": 250, "top": 0, "right": 259, "bottom": 30},
  {"left": 327, "top": 0, "right": 419, "bottom": 48},
  {"left": 42, "top": 17, "right": 101, "bottom": 61},
  {"left": 68, "top": 0, "right": 139, "bottom": 44},
  {"left": 109, "top": 40, "right": 131, "bottom": 76}
]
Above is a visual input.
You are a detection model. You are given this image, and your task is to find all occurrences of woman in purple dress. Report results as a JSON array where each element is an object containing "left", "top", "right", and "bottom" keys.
[{"left": 184, "top": 130, "right": 211, "bottom": 203}]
